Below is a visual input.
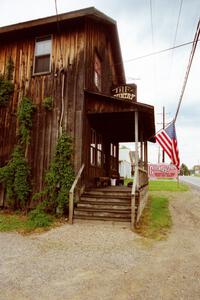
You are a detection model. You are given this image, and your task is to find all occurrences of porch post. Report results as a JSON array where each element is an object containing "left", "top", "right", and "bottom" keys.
[
  {"left": 140, "top": 141, "right": 143, "bottom": 168},
  {"left": 135, "top": 111, "right": 139, "bottom": 185},
  {"left": 144, "top": 141, "right": 148, "bottom": 171},
  {"left": 131, "top": 110, "right": 139, "bottom": 230}
]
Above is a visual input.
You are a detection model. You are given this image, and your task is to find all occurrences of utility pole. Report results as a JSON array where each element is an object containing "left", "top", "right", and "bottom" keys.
[
  {"left": 162, "top": 106, "right": 165, "bottom": 163},
  {"left": 157, "top": 106, "right": 169, "bottom": 163}
]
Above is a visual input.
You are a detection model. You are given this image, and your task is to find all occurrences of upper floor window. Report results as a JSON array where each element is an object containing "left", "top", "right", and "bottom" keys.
[
  {"left": 94, "top": 53, "right": 102, "bottom": 91},
  {"left": 33, "top": 36, "right": 52, "bottom": 75}
]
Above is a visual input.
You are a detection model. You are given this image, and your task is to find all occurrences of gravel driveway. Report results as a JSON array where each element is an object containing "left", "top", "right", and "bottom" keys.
[{"left": 0, "top": 188, "right": 200, "bottom": 300}]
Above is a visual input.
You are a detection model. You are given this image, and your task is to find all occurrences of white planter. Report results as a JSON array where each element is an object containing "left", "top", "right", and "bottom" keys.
[{"left": 111, "top": 178, "right": 116, "bottom": 186}]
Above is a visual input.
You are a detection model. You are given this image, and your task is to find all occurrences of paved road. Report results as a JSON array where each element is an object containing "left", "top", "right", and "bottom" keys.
[{"left": 179, "top": 175, "right": 200, "bottom": 189}]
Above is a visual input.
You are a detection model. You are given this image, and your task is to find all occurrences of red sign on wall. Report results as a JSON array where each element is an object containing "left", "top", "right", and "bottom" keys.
[{"left": 148, "top": 164, "right": 178, "bottom": 178}]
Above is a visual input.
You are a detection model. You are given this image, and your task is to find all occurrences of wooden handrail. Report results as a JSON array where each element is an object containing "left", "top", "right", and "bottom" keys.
[
  {"left": 138, "top": 167, "right": 148, "bottom": 174},
  {"left": 69, "top": 164, "right": 85, "bottom": 224},
  {"left": 131, "top": 166, "right": 138, "bottom": 229},
  {"left": 131, "top": 166, "right": 148, "bottom": 229}
]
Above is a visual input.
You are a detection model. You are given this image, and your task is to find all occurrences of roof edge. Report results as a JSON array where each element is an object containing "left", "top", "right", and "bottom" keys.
[{"left": 0, "top": 7, "right": 116, "bottom": 34}]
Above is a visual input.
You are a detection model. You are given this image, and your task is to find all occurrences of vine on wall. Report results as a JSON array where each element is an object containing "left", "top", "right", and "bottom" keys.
[
  {"left": 0, "top": 96, "right": 35, "bottom": 208},
  {"left": 0, "top": 57, "right": 74, "bottom": 214},
  {"left": 42, "top": 96, "right": 53, "bottom": 111},
  {"left": 17, "top": 97, "right": 35, "bottom": 145},
  {"left": 33, "top": 132, "right": 75, "bottom": 214},
  {"left": 0, "top": 146, "right": 30, "bottom": 209},
  {"left": 0, "top": 57, "right": 14, "bottom": 107}
]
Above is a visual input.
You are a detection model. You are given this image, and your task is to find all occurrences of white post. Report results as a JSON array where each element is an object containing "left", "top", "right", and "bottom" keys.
[
  {"left": 144, "top": 141, "right": 148, "bottom": 171},
  {"left": 135, "top": 111, "right": 139, "bottom": 188},
  {"left": 131, "top": 111, "right": 139, "bottom": 230}
]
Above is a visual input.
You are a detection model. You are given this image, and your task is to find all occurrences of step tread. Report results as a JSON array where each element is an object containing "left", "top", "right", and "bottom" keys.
[
  {"left": 77, "top": 203, "right": 130, "bottom": 209},
  {"left": 81, "top": 195, "right": 131, "bottom": 201},
  {"left": 79, "top": 197, "right": 131, "bottom": 203},
  {"left": 75, "top": 207, "right": 131, "bottom": 212},
  {"left": 74, "top": 215, "right": 131, "bottom": 222},
  {"left": 74, "top": 210, "right": 131, "bottom": 219}
]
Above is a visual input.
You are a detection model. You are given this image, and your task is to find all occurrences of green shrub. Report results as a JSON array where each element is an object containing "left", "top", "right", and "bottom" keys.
[
  {"left": 27, "top": 207, "right": 53, "bottom": 228},
  {"left": 0, "top": 146, "right": 30, "bottom": 208}
]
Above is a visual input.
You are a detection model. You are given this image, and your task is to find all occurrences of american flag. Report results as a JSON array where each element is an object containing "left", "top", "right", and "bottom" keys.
[{"left": 155, "top": 122, "right": 180, "bottom": 169}]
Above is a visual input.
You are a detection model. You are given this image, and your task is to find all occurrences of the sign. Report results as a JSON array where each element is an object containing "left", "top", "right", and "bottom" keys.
[
  {"left": 111, "top": 84, "right": 137, "bottom": 102},
  {"left": 148, "top": 164, "right": 178, "bottom": 178}
]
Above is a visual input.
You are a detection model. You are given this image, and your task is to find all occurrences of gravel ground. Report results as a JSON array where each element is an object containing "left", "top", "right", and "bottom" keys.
[{"left": 0, "top": 188, "right": 200, "bottom": 300}]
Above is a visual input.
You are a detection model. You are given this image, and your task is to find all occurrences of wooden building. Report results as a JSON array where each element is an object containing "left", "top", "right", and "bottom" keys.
[{"left": 0, "top": 7, "right": 155, "bottom": 225}]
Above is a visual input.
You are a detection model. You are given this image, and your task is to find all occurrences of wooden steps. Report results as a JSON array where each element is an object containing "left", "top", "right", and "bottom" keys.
[{"left": 74, "top": 187, "right": 131, "bottom": 222}]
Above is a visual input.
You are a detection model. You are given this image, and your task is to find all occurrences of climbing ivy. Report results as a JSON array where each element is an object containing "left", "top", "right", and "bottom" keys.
[
  {"left": 33, "top": 132, "right": 75, "bottom": 214},
  {"left": 0, "top": 57, "right": 14, "bottom": 107},
  {"left": 6, "top": 57, "right": 15, "bottom": 81},
  {"left": 0, "top": 95, "right": 34, "bottom": 208},
  {"left": 17, "top": 97, "right": 35, "bottom": 145},
  {"left": 0, "top": 74, "right": 14, "bottom": 107},
  {"left": 0, "top": 146, "right": 31, "bottom": 209},
  {"left": 42, "top": 96, "right": 53, "bottom": 111}
]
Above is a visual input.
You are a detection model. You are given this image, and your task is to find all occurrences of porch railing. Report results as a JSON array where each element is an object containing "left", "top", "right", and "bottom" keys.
[
  {"left": 69, "top": 164, "right": 85, "bottom": 224},
  {"left": 131, "top": 166, "right": 148, "bottom": 229}
]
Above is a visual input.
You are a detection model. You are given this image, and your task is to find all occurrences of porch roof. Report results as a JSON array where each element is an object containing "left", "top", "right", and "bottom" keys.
[{"left": 85, "top": 90, "right": 156, "bottom": 143}]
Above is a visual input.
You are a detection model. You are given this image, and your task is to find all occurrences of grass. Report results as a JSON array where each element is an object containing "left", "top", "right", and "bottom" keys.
[
  {"left": 136, "top": 195, "right": 172, "bottom": 240},
  {"left": 194, "top": 174, "right": 200, "bottom": 177},
  {"left": 136, "top": 180, "right": 189, "bottom": 240},
  {"left": 0, "top": 209, "right": 56, "bottom": 233},
  {"left": 149, "top": 180, "right": 189, "bottom": 191},
  {"left": 124, "top": 178, "right": 133, "bottom": 186}
]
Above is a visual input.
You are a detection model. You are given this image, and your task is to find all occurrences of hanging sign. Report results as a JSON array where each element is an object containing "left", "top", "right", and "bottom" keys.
[
  {"left": 148, "top": 164, "right": 178, "bottom": 178},
  {"left": 111, "top": 84, "right": 137, "bottom": 102}
]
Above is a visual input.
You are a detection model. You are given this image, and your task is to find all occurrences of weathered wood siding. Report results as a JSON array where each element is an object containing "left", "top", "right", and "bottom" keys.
[
  {"left": 84, "top": 18, "right": 119, "bottom": 93},
  {"left": 83, "top": 19, "right": 123, "bottom": 186},
  {"left": 0, "top": 21, "right": 85, "bottom": 202},
  {"left": 0, "top": 16, "right": 124, "bottom": 202}
]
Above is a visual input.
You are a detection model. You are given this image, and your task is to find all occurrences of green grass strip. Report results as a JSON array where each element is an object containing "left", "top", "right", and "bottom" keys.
[
  {"left": 0, "top": 214, "right": 26, "bottom": 232},
  {"left": 149, "top": 180, "right": 188, "bottom": 191},
  {"left": 0, "top": 210, "right": 54, "bottom": 233},
  {"left": 136, "top": 195, "right": 172, "bottom": 240}
]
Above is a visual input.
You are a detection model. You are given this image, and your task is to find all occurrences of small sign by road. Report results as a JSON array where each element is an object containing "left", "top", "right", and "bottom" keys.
[{"left": 148, "top": 163, "right": 178, "bottom": 179}]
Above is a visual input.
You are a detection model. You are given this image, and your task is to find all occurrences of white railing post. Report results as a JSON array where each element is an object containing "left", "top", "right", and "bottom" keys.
[
  {"left": 68, "top": 164, "right": 85, "bottom": 224},
  {"left": 131, "top": 110, "right": 139, "bottom": 230}
]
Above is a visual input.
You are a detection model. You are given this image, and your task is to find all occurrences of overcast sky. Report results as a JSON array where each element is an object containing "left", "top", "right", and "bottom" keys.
[{"left": 1, "top": 0, "right": 200, "bottom": 168}]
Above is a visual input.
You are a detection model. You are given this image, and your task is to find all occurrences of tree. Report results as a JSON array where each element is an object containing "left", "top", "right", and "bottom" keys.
[{"left": 180, "top": 163, "right": 190, "bottom": 176}]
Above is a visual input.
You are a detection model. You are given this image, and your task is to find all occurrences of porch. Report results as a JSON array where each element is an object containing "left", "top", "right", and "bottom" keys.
[{"left": 70, "top": 89, "right": 155, "bottom": 228}]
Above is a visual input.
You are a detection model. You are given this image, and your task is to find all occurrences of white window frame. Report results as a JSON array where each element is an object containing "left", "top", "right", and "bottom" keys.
[{"left": 33, "top": 35, "right": 52, "bottom": 75}]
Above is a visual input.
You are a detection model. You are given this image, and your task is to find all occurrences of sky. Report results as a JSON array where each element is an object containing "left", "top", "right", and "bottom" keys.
[{"left": 0, "top": 0, "right": 200, "bottom": 169}]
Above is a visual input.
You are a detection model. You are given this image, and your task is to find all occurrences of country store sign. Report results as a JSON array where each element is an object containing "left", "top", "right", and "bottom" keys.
[
  {"left": 148, "top": 164, "right": 178, "bottom": 178},
  {"left": 111, "top": 84, "right": 137, "bottom": 101}
]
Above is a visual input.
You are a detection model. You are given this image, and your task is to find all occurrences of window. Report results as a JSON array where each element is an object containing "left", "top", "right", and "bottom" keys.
[
  {"left": 94, "top": 53, "right": 102, "bottom": 91},
  {"left": 33, "top": 36, "right": 52, "bottom": 74},
  {"left": 110, "top": 143, "right": 118, "bottom": 171},
  {"left": 90, "top": 129, "right": 96, "bottom": 166},
  {"left": 97, "top": 135, "right": 102, "bottom": 166},
  {"left": 90, "top": 129, "right": 103, "bottom": 167}
]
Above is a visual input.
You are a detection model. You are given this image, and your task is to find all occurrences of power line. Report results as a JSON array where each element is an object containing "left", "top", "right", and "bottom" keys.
[
  {"left": 150, "top": 0, "right": 154, "bottom": 50},
  {"left": 149, "top": 0, "right": 157, "bottom": 101},
  {"left": 174, "top": 19, "right": 200, "bottom": 122},
  {"left": 54, "top": 0, "right": 63, "bottom": 68},
  {"left": 170, "top": 0, "right": 183, "bottom": 66},
  {"left": 123, "top": 39, "right": 200, "bottom": 63},
  {"left": 172, "top": 0, "right": 183, "bottom": 50}
]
